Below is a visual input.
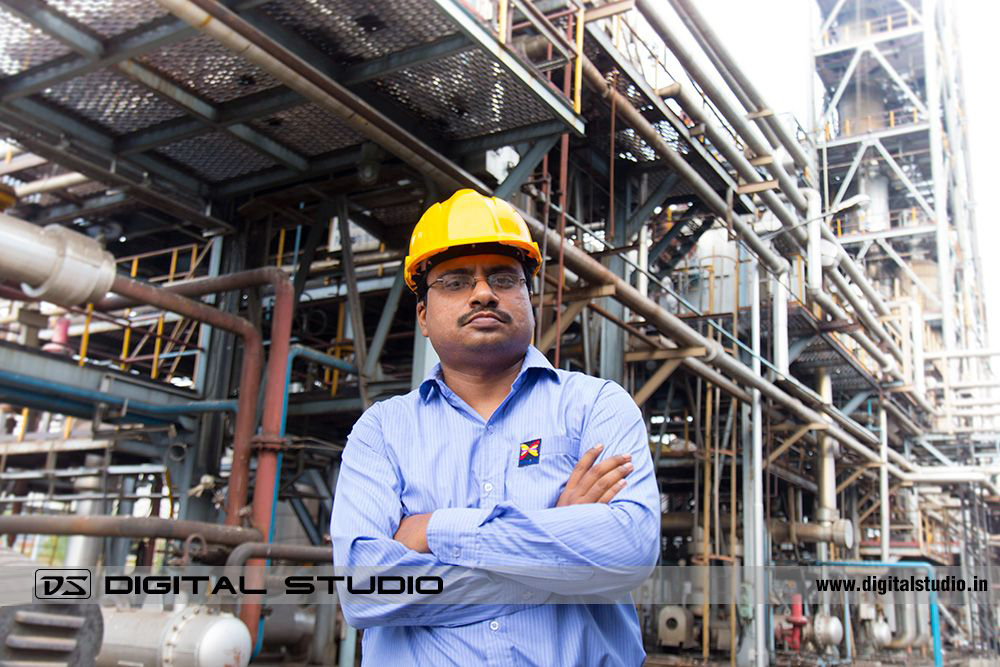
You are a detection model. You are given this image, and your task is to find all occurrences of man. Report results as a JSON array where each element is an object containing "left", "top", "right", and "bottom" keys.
[{"left": 330, "top": 190, "right": 659, "bottom": 665}]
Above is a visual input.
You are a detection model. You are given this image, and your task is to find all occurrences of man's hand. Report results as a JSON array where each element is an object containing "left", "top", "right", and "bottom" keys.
[
  {"left": 394, "top": 513, "right": 432, "bottom": 553},
  {"left": 555, "top": 444, "right": 632, "bottom": 507}
]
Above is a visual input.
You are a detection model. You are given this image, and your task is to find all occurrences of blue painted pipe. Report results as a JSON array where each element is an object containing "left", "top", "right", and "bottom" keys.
[
  {"left": 253, "top": 343, "right": 357, "bottom": 659},
  {"left": 817, "top": 560, "right": 942, "bottom": 667},
  {"left": 0, "top": 369, "right": 237, "bottom": 417}
]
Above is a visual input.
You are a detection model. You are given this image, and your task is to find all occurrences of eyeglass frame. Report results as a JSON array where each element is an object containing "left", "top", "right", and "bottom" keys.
[{"left": 426, "top": 271, "right": 528, "bottom": 295}]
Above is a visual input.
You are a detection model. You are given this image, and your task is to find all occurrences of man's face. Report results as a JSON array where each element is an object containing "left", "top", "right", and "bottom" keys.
[{"left": 416, "top": 253, "right": 535, "bottom": 362}]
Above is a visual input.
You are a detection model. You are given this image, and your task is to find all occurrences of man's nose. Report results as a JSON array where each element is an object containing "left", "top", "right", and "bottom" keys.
[{"left": 468, "top": 276, "right": 499, "bottom": 307}]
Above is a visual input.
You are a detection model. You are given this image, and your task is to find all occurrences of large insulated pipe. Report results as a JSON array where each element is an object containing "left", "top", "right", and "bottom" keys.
[
  {"left": 816, "top": 370, "right": 837, "bottom": 561},
  {"left": 0, "top": 211, "right": 115, "bottom": 306},
  {"left": 660, "top": 513, "right": 853, "bottom": 547},
  {"left": 879, "top": 407, "right": 891, "bottom": 562},
  {"left": 887, "top": 590, "right": 917, "bottom": 649},
  {"left": 0, "top": 515, "right": 262, "bottom": 545},
  {"left": 665, "top": 0, "right": 812, "bottom": 171},
  {"left": 14, "top": 172, "right": 89, "bottom": 197},
  {"left": 63, "top": 454, "right": 106, "bottom": 567},
  {"left": 96, "top": 607, "right": 251, "bottom": 667}
]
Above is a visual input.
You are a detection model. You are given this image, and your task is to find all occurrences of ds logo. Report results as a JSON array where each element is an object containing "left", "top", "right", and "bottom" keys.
[{"left": 34, "top": 569, "right": 91, "bottom": 600}]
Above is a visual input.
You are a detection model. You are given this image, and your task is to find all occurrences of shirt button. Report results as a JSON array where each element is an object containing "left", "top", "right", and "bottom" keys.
[
  {"left": 452, "top": 548, "right": 460, "bottom": 557},
  {"left": 489, "top": 620, "right": 500, "bottom": 631},
  {"left": 483, "top": 482, "right": 494, "bottom": 493}
]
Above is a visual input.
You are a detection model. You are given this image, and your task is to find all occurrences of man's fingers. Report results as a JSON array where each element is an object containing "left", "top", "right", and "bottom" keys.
[
  {"left": 578, "top": 453, "right": 631, "bottom": 489},
  {"left": 565, "top": 444, "right": 604, "bottom": 491},
  {"left": 583, "top": 461, "right": 633, "bottom": 503},
  {"left": 597, "top": 479, "right": 627, "bottom": 504}
]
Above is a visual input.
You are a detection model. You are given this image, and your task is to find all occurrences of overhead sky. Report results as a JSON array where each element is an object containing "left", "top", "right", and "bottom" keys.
[{"left": 665, "top": 0, "right": 997, "bottom": 348}]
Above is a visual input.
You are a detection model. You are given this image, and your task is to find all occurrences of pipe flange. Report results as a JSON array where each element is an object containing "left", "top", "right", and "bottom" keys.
[
  {"left": 20, "top": 224, "right": 115, "bottom": 306},
  {"left": 251, "top": 434, "right": 290, "bottom": 451}
]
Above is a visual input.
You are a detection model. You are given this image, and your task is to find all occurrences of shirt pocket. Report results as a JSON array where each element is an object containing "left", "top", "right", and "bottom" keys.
[{"left": 503, "top": 435, "right": 580, "bottom": 510}]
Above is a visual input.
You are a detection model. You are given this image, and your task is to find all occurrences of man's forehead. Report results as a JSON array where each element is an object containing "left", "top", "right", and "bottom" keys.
[{"left": 427, "top": 253, "right": 519, "bottom": 276}]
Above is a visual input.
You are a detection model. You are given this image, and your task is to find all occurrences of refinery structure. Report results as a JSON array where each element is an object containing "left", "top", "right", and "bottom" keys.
[{"left": 0, "top": 0, "right": 996, "bottom": 664}]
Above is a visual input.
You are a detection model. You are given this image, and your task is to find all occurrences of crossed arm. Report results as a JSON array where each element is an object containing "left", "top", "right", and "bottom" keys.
[{"left": 329, "top": 383, "right": 660, "bottom": 628}]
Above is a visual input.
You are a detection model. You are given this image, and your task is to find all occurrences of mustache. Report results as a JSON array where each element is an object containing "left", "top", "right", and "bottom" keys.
[{"left": 458, "top": 307, "right": 512, "bottom": 326}]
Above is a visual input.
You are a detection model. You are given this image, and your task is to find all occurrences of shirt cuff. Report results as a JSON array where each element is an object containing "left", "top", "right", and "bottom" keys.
[{"left": 427, "top": 507, "right": 492, "bottom": 566}]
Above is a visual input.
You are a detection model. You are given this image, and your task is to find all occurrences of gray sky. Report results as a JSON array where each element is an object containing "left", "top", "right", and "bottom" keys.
[{"left": 673, "top": 0, "right": 997, "bottom": 347}]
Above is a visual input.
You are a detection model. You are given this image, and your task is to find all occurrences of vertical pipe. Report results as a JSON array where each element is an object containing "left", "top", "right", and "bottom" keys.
[
  {"left": 750, "top": 257, "right": 767, "bottom": 667},
  {"left": 804, "top": 189, "right": 823, "bottom": 293},
  {"left": 64, "top": 453, "right": 106, "bottom": 567},
  {"left": 879, "top": 407, "right": 891, "bottom": 562},
  {"left": 772, "top": 273, "right": 789, "bottom": 376},
  {"left": 119, "top": 258, "right": 139, "bottom": 370}
]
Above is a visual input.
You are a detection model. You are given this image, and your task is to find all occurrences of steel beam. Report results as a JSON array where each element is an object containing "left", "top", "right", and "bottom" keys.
[
  {"left": 362, "top": 267, "right": 407, "bottom": 379},
  {"left": 31, "top": 191, "right": 131, "bottom": 224},
  {"left": 340, "top": 33, "right": 472, "bottom": 85},
  {"left": 624, "top": 173, "right": 679, "bottom": 242},
  {"left": 0, "top": 0, "right": 103, "bottom": 58},
  {"left": 288, "top": 497, "right": 323, "bottom": 546},
  {"left": 451, "top": 120, "right": 566, "bottom": 156},
  {"left": 494, "top": 134, "right": 559, "bottom": 199}
]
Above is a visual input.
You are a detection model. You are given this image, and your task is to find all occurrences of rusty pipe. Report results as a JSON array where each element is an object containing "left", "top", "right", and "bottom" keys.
[
  {"left": 104, "top": 268, "right": 295, "bottom": 651},
  {"left": 226, "top": 542, "right": 332, "bottom": 567},
  {"left": 110, "top": 275, "right": 264, "bottom": 527},
  {"left": 0, "top": 515, "right": 262, "bottom": 545}
]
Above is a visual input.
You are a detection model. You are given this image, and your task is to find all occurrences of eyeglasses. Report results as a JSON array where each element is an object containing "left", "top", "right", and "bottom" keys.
[{"left": 427, "top": 272, "right": 527, "bottom": 294}]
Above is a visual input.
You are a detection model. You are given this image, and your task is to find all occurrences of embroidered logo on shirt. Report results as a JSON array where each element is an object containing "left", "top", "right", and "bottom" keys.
[{"left": 518, "top": 438, "right": 541, "bottom": 467}]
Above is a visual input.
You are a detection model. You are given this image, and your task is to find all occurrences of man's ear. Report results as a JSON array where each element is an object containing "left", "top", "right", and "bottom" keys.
[{"left": 416, "top": 300, "right": 429, "bottom": 337}]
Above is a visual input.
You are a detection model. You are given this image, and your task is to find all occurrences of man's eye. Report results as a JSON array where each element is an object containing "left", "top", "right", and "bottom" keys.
[
  {"left": 443, "top": 277, "right": 468, "bottom": 291},
  {"left": 491, "top": 275, "right": 517, "bottom": 289}
]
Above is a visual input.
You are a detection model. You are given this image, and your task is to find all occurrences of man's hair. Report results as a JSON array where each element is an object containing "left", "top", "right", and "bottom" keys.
[{"left": 415, "top": 243, "right": 536, "bottom": 304}]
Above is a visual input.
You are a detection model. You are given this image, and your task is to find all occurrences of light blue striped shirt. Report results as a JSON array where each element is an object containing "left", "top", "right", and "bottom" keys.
[{"left": 330, "top": 345, "right": 659, "bottom": 666}]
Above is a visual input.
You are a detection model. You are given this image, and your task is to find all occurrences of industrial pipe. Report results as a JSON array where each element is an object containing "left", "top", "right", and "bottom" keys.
[
  {"left": 14, "top": 172, "right": 89, "bottom": 197},
  {"left": 520, "top": 209, "right": 918, "bottom": 482},
  {"left": 0, "top": 515, "right": 262, "bottom": 546},
  {"left": 96, "top": 607, "right": 251, "bottom": 667},
  {"left": 660, "top": 513, "right": 853, "bottom": 547},
  {"left": 109, "top": 275, "right": 264, "bottom": 528},
  {"left": 0, "top": 211, "right": 115, "bottom": 306},
  {"left": 104, "top": 268, "right": 297, "bottom": 650},
  {"left": 827, "top": 269, "right": 904, "bottom": 365},
  {"left": 635, "top": 0, "right": 807, "bottom": 214},
  {"left": 226, "top": 542, "right": 333, "bottom": 567},
  {"left": 579, "top": 56, "right": 789, "bottom": 275},
  {"left": 818, "top": 561, "right": 942, "bottom": 667},
  {"left": 665, "top": 0, "right": 812, "bottom": 171}
]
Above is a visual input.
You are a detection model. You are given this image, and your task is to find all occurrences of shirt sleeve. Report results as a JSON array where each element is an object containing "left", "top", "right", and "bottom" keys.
[
  {"left": 330, "top": 401, "right": 546, "bottom": 628},
  {"left": 425, "top": 381, "right": 660, "bottom": 597}
]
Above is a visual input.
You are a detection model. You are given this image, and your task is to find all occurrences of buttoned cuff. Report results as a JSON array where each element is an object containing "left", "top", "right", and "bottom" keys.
[{"left": 427, "top": 507, "right": 492, "bottom": 566}]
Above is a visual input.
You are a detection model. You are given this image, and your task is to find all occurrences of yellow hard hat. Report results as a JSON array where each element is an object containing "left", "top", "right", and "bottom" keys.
[{"left": 404, "top": 189, "right": 542, "bottom": 292}]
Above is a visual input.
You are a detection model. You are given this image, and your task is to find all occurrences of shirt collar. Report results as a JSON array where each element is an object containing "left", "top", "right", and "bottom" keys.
[{"left": 418, "top": 345, "right": 560, "bottom": 402}]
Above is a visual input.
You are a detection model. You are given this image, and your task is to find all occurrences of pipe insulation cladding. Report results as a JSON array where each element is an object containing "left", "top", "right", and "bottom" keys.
[{"left": 0, "top": 212, "right": 115, "bottom": 306}]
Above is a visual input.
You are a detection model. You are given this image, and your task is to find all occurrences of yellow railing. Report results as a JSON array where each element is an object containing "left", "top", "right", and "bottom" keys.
[
  {"left": 821, "top": 9, "right": 915, "bottom": 47},
  {"left": 825, "top": 107, "right": 923, "bottom": 140},
  {"left": 111, "top": 242, "right": 209, "bottom": 381},
  {"left": 830, "top": 207, "right": 929, "bottom": 237}
]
